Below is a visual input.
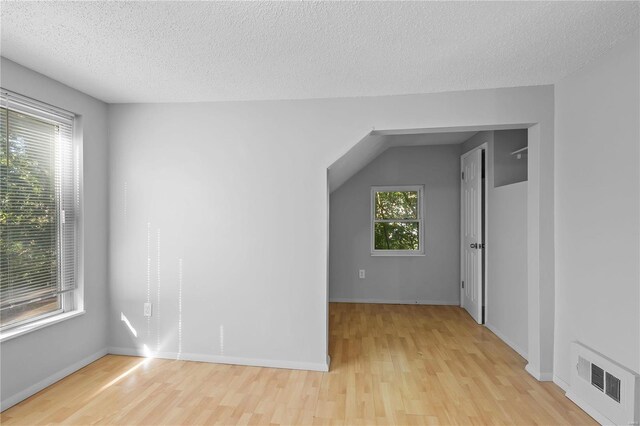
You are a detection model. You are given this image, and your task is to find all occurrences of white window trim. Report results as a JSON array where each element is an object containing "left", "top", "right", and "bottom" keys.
[
  {"left": 0, "top": 89, "right": 84, "bottom": 341},
  {"left": 371, "top": 185, "right": 425, "bottom": 256},
  {"left": 0, "top": 310, "right": 85, "bottom": 343}
]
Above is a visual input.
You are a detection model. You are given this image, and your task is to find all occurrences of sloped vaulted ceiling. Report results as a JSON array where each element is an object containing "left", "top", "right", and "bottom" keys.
[{"left": 328, "top": 131, "right": 479, "bottom": 193}]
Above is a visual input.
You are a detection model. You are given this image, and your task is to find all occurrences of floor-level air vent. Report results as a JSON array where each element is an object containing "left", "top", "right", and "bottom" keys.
[
  {"left": 591, "top": 364, "right": 605, "bottom": 391},
  {"left": 577, "top": 356, "right": 590, "bottom": 381},
  {"left": 568, "top": 342, "right": 639, "bottom": 425},
  {"left": 605, "top": 372, "right": 621, "bottom": 403}
]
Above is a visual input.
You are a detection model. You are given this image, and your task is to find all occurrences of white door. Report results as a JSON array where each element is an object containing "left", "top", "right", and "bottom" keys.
[{"left": 461, "top": 147, "right": 483, "bottom": 324}]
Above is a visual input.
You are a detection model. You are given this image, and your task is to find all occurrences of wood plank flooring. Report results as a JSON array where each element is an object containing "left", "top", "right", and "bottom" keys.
[{"left": 1, "top": 303, "right": 595, "bottom": 425}]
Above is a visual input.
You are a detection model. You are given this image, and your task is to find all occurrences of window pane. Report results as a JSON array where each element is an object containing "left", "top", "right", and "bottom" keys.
[
  {"left": 1, "top": 108, "right": 59, "bottom": 315},
  {"left": 0, "top": 295, "right": 61, "bottom": 328},
  {"left": 374, "top": 222, "right": 420, "bottom": 250},
  {"left": 375, "top": 191, "right": 418, "bottom": 220}
]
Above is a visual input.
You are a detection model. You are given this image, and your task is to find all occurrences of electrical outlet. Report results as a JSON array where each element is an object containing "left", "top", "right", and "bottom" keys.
[
  {"left": 359, "top": 269, "right": 365, "bottom": 279},
  {"left": 144, "top": 302, "right": 152, "bottom": 317}
]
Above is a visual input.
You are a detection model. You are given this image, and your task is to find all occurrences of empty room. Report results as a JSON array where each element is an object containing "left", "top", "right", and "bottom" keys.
[{"left": 0, "top": 1, "right": 639, "bottom": 425}]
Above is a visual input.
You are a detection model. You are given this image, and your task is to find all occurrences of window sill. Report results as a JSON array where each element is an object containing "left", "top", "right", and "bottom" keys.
[
  {"left": 0, "top": 310, "right": 85, "bottom": 343},
  {"left": 371, "top": 252, "right": 426, "bottom": 257}
]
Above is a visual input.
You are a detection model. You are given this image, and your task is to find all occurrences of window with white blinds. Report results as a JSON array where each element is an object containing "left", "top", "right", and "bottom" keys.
[{"left": 0, "top": 89, "right": 79, "bottom": 331}]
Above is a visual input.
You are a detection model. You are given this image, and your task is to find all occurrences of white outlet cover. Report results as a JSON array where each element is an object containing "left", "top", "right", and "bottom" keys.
[
  {"left": 144, "top": 302, "right": 152, "bottom": 317},
  {"left": 359, "top": 269, "right": 365, "bottom": 279}
]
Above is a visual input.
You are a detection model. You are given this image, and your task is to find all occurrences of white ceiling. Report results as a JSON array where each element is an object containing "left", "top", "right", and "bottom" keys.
[{"left": 1, "top": 1, "right": 638, "bottom": 103}]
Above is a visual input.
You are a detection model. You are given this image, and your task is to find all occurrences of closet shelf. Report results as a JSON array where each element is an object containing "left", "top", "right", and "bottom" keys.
[{"left": 510, "top": 146, "right": 528, "bottom": 156}]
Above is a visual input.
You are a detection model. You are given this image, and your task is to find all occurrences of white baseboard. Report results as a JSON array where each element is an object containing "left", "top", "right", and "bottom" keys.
[
  {"left": 553, "top": 374, "right": 570, "bottom": 393},
  {"left": 565, "top": 390, "right": 611, "bottom": 425},
  {"left": 1, "top": 347, "right": 108, "bottom": 412},
  {"left": 329, "top": 298, "right": 459, "bottom": 306},
  {"left": 108, "top": 347, "right": 330, "bottom": 372},
  {"left": 484, "top": 322, "right": 528, "bottom": 360},
  {"left": 525, "top": 363, "right": 554, "bottom": 381}
]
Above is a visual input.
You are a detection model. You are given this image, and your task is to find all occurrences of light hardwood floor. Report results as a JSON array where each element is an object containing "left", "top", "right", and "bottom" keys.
[{"left": 2, "top": 303, "right": 594, "bottom": 425}]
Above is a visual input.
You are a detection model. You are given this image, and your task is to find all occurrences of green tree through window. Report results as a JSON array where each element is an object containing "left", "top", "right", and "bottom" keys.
[
  {"left": 372, "top": 187, "right": 423, "bottom": 253},
  {"left": 1, "top": 106, "right": 62, "bottom": 328}
]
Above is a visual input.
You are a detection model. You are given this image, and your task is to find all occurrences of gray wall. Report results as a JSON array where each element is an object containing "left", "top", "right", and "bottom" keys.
[
  {"left": 462, "top": 131, "right": 529, "bottom": 358},
  {"left": 461, "top": 129, "right": 493, "bottom": 154},
  {"left": 107, "top": 85, "right": 555, "bottom": 372},
  {"left": 494, "top": 129, "right": 527, "bottom": 187},
  {"left": 0, "top": 58, "right": 109, "bottom": 408},
  {"left": 554, "top": 32, "right": 640, "bottom": 385},
  {"left": 329, "top": 145, "right": 461, "bottom": 305},
  {"left": 487, "top": 182, "right": 528, "bottom": 357},
  {"left": 0, "top": 68, "right": 557, "bottom": 404}
]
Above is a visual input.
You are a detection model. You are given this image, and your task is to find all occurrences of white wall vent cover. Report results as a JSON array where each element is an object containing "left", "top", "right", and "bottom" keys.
[{"left": 568, "top": 342, "right": 640, "bottom": 425}]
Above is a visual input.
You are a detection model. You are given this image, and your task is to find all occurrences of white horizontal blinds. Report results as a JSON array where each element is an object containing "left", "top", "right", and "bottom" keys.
[{"left": 0, "top": 91, "right": 76, "bottom": 310}]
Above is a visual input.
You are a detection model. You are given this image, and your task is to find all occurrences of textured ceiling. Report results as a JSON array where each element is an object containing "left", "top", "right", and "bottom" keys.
[{"left": 1, "top": 1, "right": 638, "bottom": 103}]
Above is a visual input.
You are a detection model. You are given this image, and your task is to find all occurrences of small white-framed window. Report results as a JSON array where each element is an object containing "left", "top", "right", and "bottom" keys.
[
  {"left": 371, "top": 185, "right": 424, "bottom": 256},
  {"left": 0, "top": 89, "right": 82, "bottom": 338}
]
